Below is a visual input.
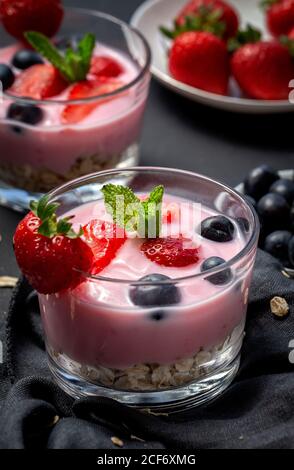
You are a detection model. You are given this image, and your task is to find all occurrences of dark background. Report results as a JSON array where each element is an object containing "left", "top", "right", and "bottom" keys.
[{"left": 0, "top": 0, "right": 293, "bottom": 320}]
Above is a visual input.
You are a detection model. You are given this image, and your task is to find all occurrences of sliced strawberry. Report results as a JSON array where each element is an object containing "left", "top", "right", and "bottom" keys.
[
  {"left": 61, "top": 79, "right": 124, "bottom": 124},
  {"left": 9, "top": 64, "right": 67, "bottom": 99},
  {"left": 141, "top": 236, "right": 200, "bottom": 268},
  {"left": 89, "top": 56, "right": 124, "bottom": 79},
  {"left": 83, "top": 220, "right": 126, "bottom": 275}
]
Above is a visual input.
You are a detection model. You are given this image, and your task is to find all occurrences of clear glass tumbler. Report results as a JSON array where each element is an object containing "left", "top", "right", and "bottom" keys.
[
  {"left": 38, "top": 167, "right": 259, "bottom": 412},
  {"left": 0, "top": 9, "right": 151, "bottom": 211}
]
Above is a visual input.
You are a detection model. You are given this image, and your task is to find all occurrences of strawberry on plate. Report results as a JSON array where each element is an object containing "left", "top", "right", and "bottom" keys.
[
  {"left": 62, "top": 79, "right": 124, "bottom": 124},
  {"left": 83, "top": 220, "right": 126, "bottom": 275},
  {"left": 9, "top": 64, "right": 68, "bottom": 99},
  {"left": 13, "top": 196, "right": 93, "bottom": 295},
  {"left": 141, "top": 236, "right": 200, "bottom": 268},
  {"left": 0, "top": 0, "right": 63, "bottom": 43},
  {"left": 175, "top": 0, "right": 239, "bottom": 40},
  {"left": 231, "top": 40, "right": 294, "bottom": 100},
  {"left": 89, "top": 56, "right": 124, "bottom": 79},
  {"left": 262, "top": 0, "right": 294, "bottom": 37},
  {"left": 168, "top": 31, "right": 230, "bottom": 95}
]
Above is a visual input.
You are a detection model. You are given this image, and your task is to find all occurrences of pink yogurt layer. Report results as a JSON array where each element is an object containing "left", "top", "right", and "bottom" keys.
[
  {"left": 0, "top": 44, "right": 148, "bottom": 174},
  {"left": 39, "top": 195, "right": 253, "bottom": 369}
]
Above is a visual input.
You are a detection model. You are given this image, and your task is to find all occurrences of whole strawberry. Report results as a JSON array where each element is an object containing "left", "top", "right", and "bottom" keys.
[
  {"left": 262, "top": 0, "right": 294, "bottom": 37},
  {"left": 14, "top": 196, "right": 93, "bottom": 294},
  {"left": 0, "top": 0, "right": 64, "bottom": 43},
  {"left": 176, "top": 0, "right": 239, "bottom": 40},
  {"left": 231, "top": 39, "right": 294, "bottom": 100},
  {"left": 168, "top": 31, "right": 230, "bottom": 95}
]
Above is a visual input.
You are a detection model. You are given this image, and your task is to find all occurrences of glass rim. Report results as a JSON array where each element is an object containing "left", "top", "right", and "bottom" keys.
[
  {"left": 3, "top": 7, "right": 152, "bottom": 106},
  {"left": 46, "top": 166, "right": 260, "bottom": 286}
]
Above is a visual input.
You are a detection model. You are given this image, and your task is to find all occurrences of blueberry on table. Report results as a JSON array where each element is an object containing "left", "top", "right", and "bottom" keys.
[
  {"left": 244, "top": 165, "right": 279, "bottom": 200},
  {"left": 264, "top": 231, "right": 292, "bottom": 263},
  {"left": 289, "top": 236, "right": 294, "bottom": 267},
  {"left": 200, "top": 256, "right": 232, "bottom": 285},
  {"left": 200, "top": 216, "right": 235, "bottom": 242},
  {"left": 0, "top": 63, "right": 14, "bottom": 90},
  {"left": 130, "top": 273, "right": 181, "bottom": 307},
  {"left": 257, "top": 193, "right": 290, "bottom": 229},
  {"left": 7, "top": 103, "right": 44, "bottom": 126},
  {"left": 12, "top": 50, "right": 43, "bottom": 69},
  {"left": 270, "top": 179, "right": 294, "bottom": 205}
]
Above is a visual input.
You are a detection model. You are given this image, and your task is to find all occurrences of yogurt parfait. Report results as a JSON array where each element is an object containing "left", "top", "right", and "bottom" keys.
[
  {"left": 0, "top": 4, "right": 150, "bottom": 210},
  {"left": 14, "top": 168, "right": 259, "bottom": 410}
]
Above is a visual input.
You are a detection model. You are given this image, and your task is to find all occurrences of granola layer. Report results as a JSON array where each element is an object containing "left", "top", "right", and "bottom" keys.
[
  {"left": 0, "top": 152, "right": 122, "bottom": 193},
  {"left": 50, "top": 333, "right": 235, "bottom": 391}
]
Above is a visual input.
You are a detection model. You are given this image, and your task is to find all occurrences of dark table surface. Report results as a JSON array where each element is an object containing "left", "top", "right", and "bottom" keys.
[{"left": 0, "top": 0, "right": 293, "bottom": 323}]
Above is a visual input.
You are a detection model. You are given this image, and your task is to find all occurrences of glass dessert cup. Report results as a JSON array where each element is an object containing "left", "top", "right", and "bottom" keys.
[
  {"left": 0, "top": 9, "right": 151, "bottom": 212},
  {"left": 38, "top": 167, "right": 259, "bottom": 412}
]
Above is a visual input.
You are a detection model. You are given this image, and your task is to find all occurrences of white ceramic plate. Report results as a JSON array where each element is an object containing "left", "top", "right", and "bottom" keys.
[{"left": 131, "top": 0, "right": 294, "bottom": 113}]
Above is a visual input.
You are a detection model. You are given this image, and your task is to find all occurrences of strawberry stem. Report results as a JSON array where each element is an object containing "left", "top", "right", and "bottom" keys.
[
  {"left": 227, "top": 24, "right": 262, "bottom": 52},
  {"left": 160, "top": 6, "right": 226, "bottom": 39},
  {"left": 280, "top": 35, "right": 294, "bottom": 57},
  {"left": 30, "top": 195, "right": 83, "bottom": 239}
]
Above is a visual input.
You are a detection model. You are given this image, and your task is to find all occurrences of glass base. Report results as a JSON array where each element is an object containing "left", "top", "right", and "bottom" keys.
[
  {"left": 0, "top": 143, "right": 139, "bottom": 212},
  {"left": 48, "top": 352, "right": 240, "bottom": 413}
]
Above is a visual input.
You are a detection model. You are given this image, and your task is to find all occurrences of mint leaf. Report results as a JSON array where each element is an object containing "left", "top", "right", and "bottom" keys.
[
  {"left": 78, "top": 33, "right": 96, "bottom": 75},
  {"left": 24, "top": 31, "right": 96, "bottom": 83},
  {"left": 25, "top": 31, "right": 73, "bottom": 82},
  {"left": 101, "top": 184, "right": 165, "bottom": 238}
]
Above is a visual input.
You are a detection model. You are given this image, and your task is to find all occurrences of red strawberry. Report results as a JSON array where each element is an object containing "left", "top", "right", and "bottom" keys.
[
  {"left": 62, "top": 79, "right": 124, "bottom": 124},
  {"left": 9, "top": 64, "right": 67, "bottom": 99},
  {"left": 263, "top": 0, "right": 294, "bottom": 37},
  {"left": 13, "top": 198, "right": 94, "bottom": 295},
  {"left": 176, "top": 0, "right": 239, "bottom": 40},
  {"left": 288, "top": 25, "right": 294, "bottom": 38},
  {"left": 0, "top": 0, "right": 63, "bottom": 43},
  {"left": 83, "top": 220, "right": 126, "bottom": 275},
  {"left": 231, "top": 41, "right": 294, "bottom": 100},
  {"left": 141, "top": 236, "right": 200, "bottom": 267},
  {"left": 169, "top": 31, "right": 230, "bottom": 95},
  {"left": 90, "top": 56, "right": 124, "bottom": 79}
]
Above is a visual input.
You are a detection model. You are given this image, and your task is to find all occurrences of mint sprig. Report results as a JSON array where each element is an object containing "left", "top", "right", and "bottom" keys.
[
  {"left": 25, "top": 31, "right": 95, "bottom": 83},
  {"left": 101, "top": 184, "right": 164, "bottom": 238},
  {"left": 30, "top": 195, "right": 83, "bottom": 239}
]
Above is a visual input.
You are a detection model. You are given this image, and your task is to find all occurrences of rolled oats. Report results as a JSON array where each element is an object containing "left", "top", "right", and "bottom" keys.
[{"left": 270, "top": 296, "right": 289, "bottom": 318}]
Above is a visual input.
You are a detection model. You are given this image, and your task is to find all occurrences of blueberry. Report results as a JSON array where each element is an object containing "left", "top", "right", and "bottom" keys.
[
  {"left": 200, "top": 256, "right": 232, "bottom": 285},
  {"left": 244, "top": 194, "right": 256, "bottom": 209},
  {"left": 130, "top": 274, "right": 181, "bottom": 307},
  {"left": 236, "top": 217, "right": 250, "bottom": 233},
  {"left": 257, "top": 193, "right": 290, "bottom": 230},
  {"left": 200, "top": 216, "right": 235, "bottom": 242},
  {"left": 264, "top": 231, "right": 292, "bottom": 263},
  {"left": 270, "top": 179, "right": 294, "bottom": 205},
  {"left": 149, "top": 310, "right": 167, "bottom": 321},
  {"left": 0, "top": 63, "right": 14, "bottom": 90},
  {"left": 289, "top": 236, "right": 294, "bottom": 267},
  {"left": 12, "top": 50, "right": 43, "bottom": 70},
  {"left": 244, "top": 165, "right": 279, "bottom": 200},
  {"left": 7, "top": 103, "right": 44, "bottom": 128}
]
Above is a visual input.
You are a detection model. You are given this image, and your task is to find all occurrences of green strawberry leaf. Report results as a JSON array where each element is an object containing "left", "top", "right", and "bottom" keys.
[
  {"left": 29, "top": 195, "right": 83, "bottom": 239},
  {"left": 227, "top": 24, "right": 262, "bottom": 53}
]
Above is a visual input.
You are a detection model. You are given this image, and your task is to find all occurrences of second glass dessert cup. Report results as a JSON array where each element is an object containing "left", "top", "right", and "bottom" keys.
[
  {"left": 0, "top": 8, "right": 151, "bottom": 211},
  {"left": 38, "top": 167, "right": 259, "bottom": 412}
]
